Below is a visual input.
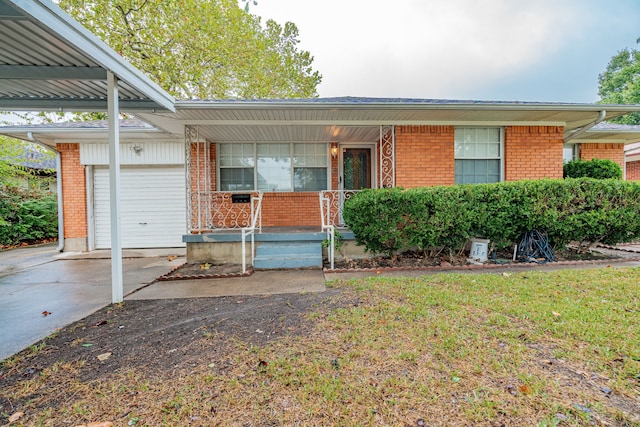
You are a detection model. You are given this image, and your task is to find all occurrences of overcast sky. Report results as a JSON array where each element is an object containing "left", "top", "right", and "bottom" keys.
[{"left": 252, "top": 0, "right": 640, "bottom": 103}]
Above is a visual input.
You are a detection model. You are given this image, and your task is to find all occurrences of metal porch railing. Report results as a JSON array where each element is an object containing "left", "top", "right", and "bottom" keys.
[{"left": 319, "top": 190, "right": 359, "bottom": 269}]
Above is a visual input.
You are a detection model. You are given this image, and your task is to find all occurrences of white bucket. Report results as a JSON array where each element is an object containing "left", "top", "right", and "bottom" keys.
[{"left": 470, "top": 238, "right": 490, "bottom": 262}]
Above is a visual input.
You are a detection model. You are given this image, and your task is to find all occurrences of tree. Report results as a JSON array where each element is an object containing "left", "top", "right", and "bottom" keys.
[
  {"left": 598, "top": 40, "right": 640, "bottom": 124},
  {"left": 0, "top": 137, "right": 56, "bottom": 227},
  {"left": 57, "top": 0, "right": 322, "bottom": 100}
]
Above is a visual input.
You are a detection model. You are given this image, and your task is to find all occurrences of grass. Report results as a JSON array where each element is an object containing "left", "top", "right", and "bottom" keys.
[{"left": 2, "top": 268, "right": 640, "bottom": 426}]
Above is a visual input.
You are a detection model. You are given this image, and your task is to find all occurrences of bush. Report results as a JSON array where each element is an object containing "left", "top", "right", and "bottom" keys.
[
  {"left": 563, "top": 158, "right": 622, "bottom": 179},
  {"left": 342, "top": 179, "right": 640, "bottom": 255},
  {"left": 0, "top": 185, "right": 58, "bottom": 246}
]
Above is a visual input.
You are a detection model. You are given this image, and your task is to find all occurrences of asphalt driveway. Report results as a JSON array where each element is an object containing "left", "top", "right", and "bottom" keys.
[{"left": 0, "top": 244, "right": 184, "bottom": 361}]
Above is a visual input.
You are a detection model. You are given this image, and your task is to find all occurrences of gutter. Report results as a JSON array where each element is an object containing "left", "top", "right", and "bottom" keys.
[
  {"left": 27, "top": 132, "right": 64, "bottom": 252},
  {"left": 563, "top": 110, "right": 607, "bottom": 143}
]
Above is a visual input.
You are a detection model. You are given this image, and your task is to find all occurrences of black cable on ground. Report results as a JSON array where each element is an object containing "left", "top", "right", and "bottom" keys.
[{"left": 516, "top": 229, "right": 555, "bottom": 264}]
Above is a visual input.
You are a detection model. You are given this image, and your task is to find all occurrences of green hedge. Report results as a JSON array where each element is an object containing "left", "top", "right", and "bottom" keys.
[
  {"left": 563, "top": 158, "right": 622, "bottom": 179},
  {"left": 342, "top": 179, "right": 640, "bottom": 256},
  {"left": 0, "top": 186, "right": 58, "bottom": 246}
]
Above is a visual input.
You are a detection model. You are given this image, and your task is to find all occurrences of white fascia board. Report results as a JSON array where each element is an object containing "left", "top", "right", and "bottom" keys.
[
  {"left": 175, "top": 100, "right": 640, "bottom": 114},
  {"left": 9, "top": 0, "right": 174, "bottom": 112},
  {"left": 179, "top": 120, "right": 568, "bottom": 127}
]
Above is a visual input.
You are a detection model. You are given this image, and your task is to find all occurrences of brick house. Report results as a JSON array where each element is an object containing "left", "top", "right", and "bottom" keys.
[{"left": 3, "top": 98, "right": 640, "bottom": 268}]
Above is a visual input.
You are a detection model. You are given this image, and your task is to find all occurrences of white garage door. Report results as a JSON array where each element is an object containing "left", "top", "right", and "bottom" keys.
[{"left": 94, "top": 167, "right": 186, "bottom": 249}]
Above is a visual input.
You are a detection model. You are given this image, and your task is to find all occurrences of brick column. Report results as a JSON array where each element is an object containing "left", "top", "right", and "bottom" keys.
[
  {"left": 56, "top": 143, "right": 87, "bottom": 251},
  {"left": 579, "top": 143, "right": 625, "bottom": 170}
]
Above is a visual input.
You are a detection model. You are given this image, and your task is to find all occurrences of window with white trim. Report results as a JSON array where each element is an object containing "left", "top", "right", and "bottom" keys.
[
  {"left": 218, "top": 143, "right": 328, "bottom": 191},
  {"left": 454, "top": 127, "right": 502, "bottom": 184},
  {"left": 563, "top": 144, "right": 579, "bottom": 163}
]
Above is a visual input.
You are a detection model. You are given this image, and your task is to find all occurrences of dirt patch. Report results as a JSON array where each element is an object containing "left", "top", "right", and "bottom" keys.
[
  {"left": 158, "top": 262, "right": 250, "bottom": 280},
  {"left": 0, "top": 290, "right": 346, "bottom": 384}
]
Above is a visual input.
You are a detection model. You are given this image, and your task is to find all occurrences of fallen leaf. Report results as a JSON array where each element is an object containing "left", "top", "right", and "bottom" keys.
[
  {"left": 552, "top": 311, "right": 562, "bottom": 317},
  {"left": 84, "top": 422, "right": 114, "bottom": 427},
  {"left": 97, "top": 352, "right": 112, "bottom": 361},
  {"left": 502, "top": 272, "right": 511, "bottom": 277},
  {"left": 42, "top": 311, "right": 52, "bottom": 317},
  {"left": 519, "top": 384, "right": 532, "bottom": 394},
  {"left": 93, "top": 320, "right": 107, "bottom": 327},
  {"left": 8, "top": 412, "right": 25, "bottom": 422},
  {"left": 167, "top": 255, "right": 177, "bottom": 261},
  {"left": 200, "top": 263, "right": 211, "bottom": 270}
]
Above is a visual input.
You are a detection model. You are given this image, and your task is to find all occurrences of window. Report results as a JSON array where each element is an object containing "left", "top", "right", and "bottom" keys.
[
  {"left": 293, "top": 143, "right": 328, "bottom": 191},
  {"left": 219, "top": 143, "right": 254, "bottom": 191},
  {"left": 454, "top": 127, "right": 502, "bottom": 184},
  {"left": 218, "top": 143, "right": 328, "bottom": 191},
  {"left": 563, "top": 144, "right": 579, "bottom": 163}
]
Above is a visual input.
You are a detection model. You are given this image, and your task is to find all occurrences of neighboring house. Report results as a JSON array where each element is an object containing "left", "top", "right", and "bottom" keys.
[
  {"left": 619, "top": 124, "right": 640, "bottom": 180},
  {"left": 2, "top": 98, "right": 640, "bottom": 267},
  {"left": 8, "top": 144, "right": 57, "bottom": 192}
]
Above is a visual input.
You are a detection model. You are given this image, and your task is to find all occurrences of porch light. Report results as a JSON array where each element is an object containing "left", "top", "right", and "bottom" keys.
[{"left": 331, "top": 146, "right": 338, "bottom": 159}]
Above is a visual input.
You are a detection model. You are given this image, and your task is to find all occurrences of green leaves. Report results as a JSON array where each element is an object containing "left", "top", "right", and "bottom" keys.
[
  {"left": 563, "top": 158, "right": 623, "bottom": 179},
  {"left": 598, "top": 44, "right": 640, "bottom": 124},
  {"left": 343, "top": 179, "right": 640, "bottom": 255},
  {"left": 58, "top": 0, "right": 322, "bottom": 100},
  {"left": 0, "top": 186, "right": 58, "bottom": 246}
]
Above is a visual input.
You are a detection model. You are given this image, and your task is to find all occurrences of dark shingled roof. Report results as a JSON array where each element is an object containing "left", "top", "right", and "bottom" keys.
[
  {"left": 177, "top": 96, "right": 589, "bottom": 106},
  {"left": 11, "top": 146, "right": 56, "bottom": 170}
]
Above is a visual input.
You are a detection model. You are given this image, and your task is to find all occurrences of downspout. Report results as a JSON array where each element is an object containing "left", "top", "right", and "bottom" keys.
[
  {"left": 27, "top": 132, "right": 64, "bottom": 252},
  {"left": 564, "top": 110, "right": 606, "bottom": 143}
]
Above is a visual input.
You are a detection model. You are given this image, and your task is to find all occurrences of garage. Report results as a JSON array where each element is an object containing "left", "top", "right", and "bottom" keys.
[{"left": 94, "top": 166, "right": 186, "bottom": 249}]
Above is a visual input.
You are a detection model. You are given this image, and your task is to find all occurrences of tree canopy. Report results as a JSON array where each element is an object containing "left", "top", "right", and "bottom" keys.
[
  {"left": 58, "top": 0, "right": 322, "bottom": 100},
  {"left": 598, "top": 40, "right": 640, "bottom": 124}
]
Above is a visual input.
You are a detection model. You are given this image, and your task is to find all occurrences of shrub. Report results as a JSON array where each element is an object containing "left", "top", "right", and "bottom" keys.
[
  {"left": 0, "top": 185, "right": 58, "bottom": 246},
  {"left": 342, "top": 179, "right": 640, "bottom": 255},
  {"left": 563, "top": 158, "right": 622, "bottom": 179}
]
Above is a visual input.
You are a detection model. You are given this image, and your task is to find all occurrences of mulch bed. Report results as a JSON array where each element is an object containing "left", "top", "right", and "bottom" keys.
[{"left": 155, "top": 246, "right": 635, "bottom": 280}]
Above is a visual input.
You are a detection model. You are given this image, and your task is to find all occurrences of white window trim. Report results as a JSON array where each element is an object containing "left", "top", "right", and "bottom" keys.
[{"left": 454, "top": 127, "right": 504, "bottom": 183}]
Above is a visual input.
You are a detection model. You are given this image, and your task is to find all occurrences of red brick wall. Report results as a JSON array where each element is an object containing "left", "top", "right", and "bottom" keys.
[
  {"left": 626, "top": 160, "right": 640, "bottom": 180},
  {"left": 395, "top": 125, "right": 455, "bottom": 187},
  {"left": 56, "top": 143, "right": 87, "bottom": 239},
  {"left": 189, "top": 143, "right": 323, "bottom": 229},
  {"left": 261, "top": 192, "right": 321, "bottom": 227},
  {"left": 331, "top": 142, "right": 339, "bottom": 190},
  {"left": 504, "top": 126, "right": 564, "bottom": 181},
  {"left": 579, "top": 143, "right": 625, "bottom": 169}
]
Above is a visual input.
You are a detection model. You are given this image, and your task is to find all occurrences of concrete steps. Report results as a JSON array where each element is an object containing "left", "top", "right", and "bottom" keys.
[{"left": 253, "top": 241, "right": 323, "bottom": 269}]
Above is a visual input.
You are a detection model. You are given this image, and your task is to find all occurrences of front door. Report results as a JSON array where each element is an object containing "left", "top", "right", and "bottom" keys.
[{"left": 342, "top": 147, "right": 372, "bottom": 190}]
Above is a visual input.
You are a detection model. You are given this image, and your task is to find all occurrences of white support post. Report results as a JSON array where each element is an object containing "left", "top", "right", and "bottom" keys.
[{"left": 107, "top": 72, "right": 123, "bottom": 303}]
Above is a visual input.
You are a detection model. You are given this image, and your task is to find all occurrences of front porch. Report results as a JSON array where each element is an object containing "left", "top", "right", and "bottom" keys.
[{"left": 182, "top": 122, "right": 395, "bottom": 270}]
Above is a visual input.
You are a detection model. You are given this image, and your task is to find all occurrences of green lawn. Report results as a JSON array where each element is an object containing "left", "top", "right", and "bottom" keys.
[{"left": 4, "top": 268, "right": 640, "bottom": 426}]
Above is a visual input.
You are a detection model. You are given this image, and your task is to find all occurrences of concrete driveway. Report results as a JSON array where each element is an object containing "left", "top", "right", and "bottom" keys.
[{"left": 0, "top": 244, "right": 184, "bottom": 361}]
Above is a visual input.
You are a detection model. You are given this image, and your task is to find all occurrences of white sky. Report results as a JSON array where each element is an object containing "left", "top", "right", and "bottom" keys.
[{"left": 252, "top": 0, "right": 640, "bottom": 103}]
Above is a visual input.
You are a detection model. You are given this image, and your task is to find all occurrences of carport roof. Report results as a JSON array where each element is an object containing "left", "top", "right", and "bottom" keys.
[{"left": 0, "top": 0, "right": 174, "bottom": 112}]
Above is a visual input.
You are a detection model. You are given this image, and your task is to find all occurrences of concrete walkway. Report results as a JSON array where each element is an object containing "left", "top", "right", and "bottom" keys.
[{"left": 0, "top": 244, "right": 186, "bottom": 361}]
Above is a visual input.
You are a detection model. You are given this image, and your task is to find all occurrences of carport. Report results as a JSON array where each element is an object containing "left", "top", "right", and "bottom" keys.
[{"left": 0, "top": 0, "right": 174, "bottom": 302}]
